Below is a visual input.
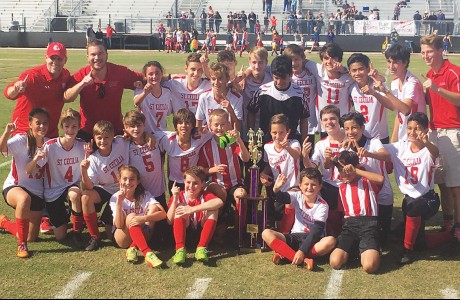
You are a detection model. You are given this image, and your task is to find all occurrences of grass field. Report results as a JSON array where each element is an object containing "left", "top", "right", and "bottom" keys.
[{"left": 0, "top": 48, "right": 459, "bottom": 299}]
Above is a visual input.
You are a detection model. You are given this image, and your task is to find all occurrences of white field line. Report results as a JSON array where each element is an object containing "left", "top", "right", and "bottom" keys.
[
  {"left": 54, "top": 271, "right": 92, "bottom": 299},
  {"left": 0, "top": 160, "right": 11, "bottom": 168},
  {"left": 440, "top": 288, "right": 459, "bottom": 299},
  {"left": 325, "top": 269, "right": 345, "bottom": 299},
  {"left": 185, "top": 278, "right": 212, "bottom": 299}
]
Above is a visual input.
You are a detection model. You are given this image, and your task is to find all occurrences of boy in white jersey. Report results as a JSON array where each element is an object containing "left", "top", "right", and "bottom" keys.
[
  {"left": 134, "top": 61, "right": 175, "bottom": 132},
  {"left": 262, "top": 168, "right": 336, "bottom": 270},
  {"left": 304, "top": 42, "right": 353, "bottom": 136},
  {"left": 168, "top": 167, "right": 224, "bottom": 264},
  {"left": 110, "top": 165, "right": 166, "bottom": 268},
  {"left": 260, "top": 114, "right": 301, "bottom": 233},
  {"left": 196, "top": 62, "right": 243, "bottom": 131},
  {"left": 329, "top": 151, "right": 384, "bottom": 274},
  {"left": 303, "top": 105, "right": 345, "bottom": 237},
  {"left": 383, "top": 112, "right": 449, "bottom": 264},
  {"left": 347, "top": 53, "right": 411, "bottom": 143},
  {"left": 29, "top": 109, "right": 88, "bottom": 247},
  {"left": 80, "top": 120, "right": 130, "bottom": 251},
  {"left": 162, "top": 53, "right": 211, "bottom": 114},
  {"left": 385, "top": 44, "right": 426, "bottom": 143}
]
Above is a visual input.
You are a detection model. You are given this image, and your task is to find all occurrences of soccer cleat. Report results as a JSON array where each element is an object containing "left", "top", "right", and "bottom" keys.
[
  {"left": 70, "top": 232, "right": 85, "bottom": 249},
  {"left": 272, "top": 253, "right": 283, "bottom": 265},
  {"left": 195, "top": 247, "right": 208, "bottom": 262},
  {"left": 303, "top": 258, "right": 315, "bottom": 270},
  {"left": 40, "top": 217, "right": 53, "bottom": 235},
  {"left": 0, "top": 214, "right": 10, "bottom": 229},
  {"left": 399, "top": 248, "right": 413, "bottom": 265},
  {"left": 145, "top": 252, "right": 163, "bottom": 268},
  {"left": 85, "top": 236, "right": 100, "bottom": 251},
  {"left": 17, "top": 243, "right": 30, "bottom": 258},
  {"left": 126, "top": 247, "right": 138, "bottom": 263},
  {"left": 173, "top": 248, "right": 186, "bottom": 265}
]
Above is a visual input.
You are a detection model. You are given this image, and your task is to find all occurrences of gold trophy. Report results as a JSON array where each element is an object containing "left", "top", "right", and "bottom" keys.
[{"left": 239, "top": 128, "right": 268, "bottom": 253}]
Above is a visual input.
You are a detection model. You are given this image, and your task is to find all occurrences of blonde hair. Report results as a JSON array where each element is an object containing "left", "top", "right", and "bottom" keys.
[
  {"left": 123, "top": 110, "right": 146, "bottom": 127},
  {"left": 118, "top": 165, "right": 145, "bottom": 209},
  {"left": 209, "top": 62, "right": 230, "bottom": 79},
  {"left": 249, "top": 46, "right": 269, "bottom": 62},
  {"left": 59, "top": 108, "right": 81, "bottom": 127},
  {"left": 93, "top": 120, "right": 114, "bottom": 136},
  {"left": 420, "top": 33, "right": 443, "bottom": 50},
  {"left": 184, "top": 166, "right": 207, "bottom": 183},
  {"left": 208, "top": 108, "right": 229, "bottom": 122}
]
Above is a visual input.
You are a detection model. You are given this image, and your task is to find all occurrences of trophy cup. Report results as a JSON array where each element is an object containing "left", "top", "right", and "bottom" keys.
[{"left": 239, "top": 128, "right": 268, "bottom": 253}]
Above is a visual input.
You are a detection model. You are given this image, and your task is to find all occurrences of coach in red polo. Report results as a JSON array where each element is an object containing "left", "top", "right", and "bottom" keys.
[
  {"left": 3, "top": 42, "right": 70, "bottom": 138},
  {"left": 64, "top": 40, "right": 143, "bottom": 141}
]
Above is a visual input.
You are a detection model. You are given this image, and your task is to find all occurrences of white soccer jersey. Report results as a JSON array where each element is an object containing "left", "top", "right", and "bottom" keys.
[
  {"left": 311, "top": 136, "right": 344, "bottom": 187},
  {"left": 128, "top": 132, "right": 165, "bottom": 198},
  {"left": 384, "top": 140, "right": 435, "bottom": 198},
  {"left": 163, "top": 76, "right": 212, "bottom": 114},
  {"left": 160, "top": 131, "right": 212, "bottom": 183},
  {"left": 263, "top": 140, "right": 301, "bottom": 192},
  {"left": 305, "top": 61, "right": 353, "bottom": 131},
  {"left": 2, "top": 134, "right": 47, "bottom": 198},
  {"left": 87, "top": 137, "right": 130, "bottom": 195},
  {"left": 37, "top": 138, "right": 86, "bottom": 202},
  {"left": 241, "top": 66, "right": 272, "bottom": 142},
  {"left": 288, "top": 192, "right": 329, "bottom": 234},
  {"left": 350, "top": 81, "right": 389, "bottom": 139},
  {"left": 195, "top": 89, "right": 244, "bottom": 125},
  {"left": 292, "top": 68, "right": 318, "bottom": 134},
  {"left": 351, "top": 137, "right": 394, "bottom": 206},
  {"left": 390, "top": 71, "right": 426, "bottom": 141},
  {"left": 339, "top": 177, "right": 380, "bottom": 217},
  {"left": 134, "top": 86, "right": 174, "bottom": 132},
  {"left": 110, "top": 190, "right": 159, "bottom": 221}
]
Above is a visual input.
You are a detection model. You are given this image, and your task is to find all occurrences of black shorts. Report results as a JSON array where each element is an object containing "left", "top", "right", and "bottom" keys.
[
  {"left": 403, "top": 190, "right": 440, "bottom": 220},
  {"left": 284, "top": 232, "right": 310, "bottom": 251},
  {"left": 336, "top": 216, "right": 380, "bottom": 255},
  {"left": 3, "top": 186, "right": 45, "bottom": 212},
  {"left": 94, "top": 186, "right": 113, "bottom": 226},
  {"left": 320, "top": 181, "right": 339, "bottom": 210},
  {"left": 45, "top": 188, "right": 74, "bottom": 228}
]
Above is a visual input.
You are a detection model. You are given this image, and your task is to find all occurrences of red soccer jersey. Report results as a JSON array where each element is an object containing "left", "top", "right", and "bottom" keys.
[
  {"left": 67, "top": 62, "right": 143, "bottom": 134},
  {"left": 4, "top": 64, "right": 70, "bottom": 138},
  {"left": 168, "top": 190, "right": 217, "bottom": 227}
]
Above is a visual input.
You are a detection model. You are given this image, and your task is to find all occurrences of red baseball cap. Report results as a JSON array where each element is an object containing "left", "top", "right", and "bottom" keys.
[{"left": 46, "top": 42, "right": 67, "bottom": 59}]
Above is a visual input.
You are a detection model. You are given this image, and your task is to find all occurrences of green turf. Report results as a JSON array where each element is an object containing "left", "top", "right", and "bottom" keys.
[{"left": 0, "top": 49, "right": 459, "bottom": 298}]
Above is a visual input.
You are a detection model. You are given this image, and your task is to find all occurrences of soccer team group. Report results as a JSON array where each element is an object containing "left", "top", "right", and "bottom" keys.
[{"left": 0, "top": 34, "right": 459, "bottom": 273}]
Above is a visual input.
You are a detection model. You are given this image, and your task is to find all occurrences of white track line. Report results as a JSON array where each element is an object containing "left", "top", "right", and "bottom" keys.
[
  {"left": 0, "top": 160, "right": 11, "bottom": 168},
  {"left": 185, "top": 278, "right": 212, "bottom": 299},
  {"left": 325, "top": 269, "right": 345, "bottom": 299},
  {"left": 54, "top": 271, "right": 92, "bottom": 299},
  {"left": 440, "top": 288, "right": 459, "bottom": 299}
]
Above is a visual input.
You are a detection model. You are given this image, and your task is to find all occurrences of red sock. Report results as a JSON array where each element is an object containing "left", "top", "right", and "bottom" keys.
[
  {"left": 173, "top": 217, "right": 186, "bottom": 250},
  {"left": 16, "top": 217, "right": 29, "bottom": 244},
  {"left": 277, "top": 207, "right": 295, "bottom": 234},
  {"left": 71, "top": 214, "right": 84, "bottom": 233},
  {"left": 83, "top": 212, "right": 100, "bottom": 238},
  {"left": 268, "top": 238, "right": 296, "bottom": 262},
  {"left": 3, "top": 219, "right": 18, "bottom": 236},
  {"left": 129, "top": 225, "right": 151, "bottom": 256},
  {"left": 306, "top": 246, "right": 319, "bottom": 258},
  {"left": 198, "top": 219, "right": 217, "bottom": 248},
  {"left": 425, "top": 231, "right": 452, "bottom": 248},
  {"left": 404, "top": 216, "right": 422, "bottom": 250}
]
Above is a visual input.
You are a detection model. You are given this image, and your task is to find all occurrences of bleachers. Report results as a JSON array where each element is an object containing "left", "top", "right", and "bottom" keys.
[{"left": 0, "top": 0, "right": 54, "bottom": 32}]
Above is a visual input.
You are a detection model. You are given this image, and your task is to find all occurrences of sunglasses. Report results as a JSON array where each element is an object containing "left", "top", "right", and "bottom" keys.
[{"left": 96, "top": 83, "right": 106, "bottom": 98}]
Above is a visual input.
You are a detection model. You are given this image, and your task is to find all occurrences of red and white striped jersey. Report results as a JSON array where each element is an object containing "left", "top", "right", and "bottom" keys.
[
  {"left": 390, "top": 71, "right": 426, "bottom": 141},
  {"left": 87, "top": 137, "right": 130, "bottom": 194},
  {"left": 339, "top": 176, "right": 380, "bottom": 217},
  {"left": 128, "top": 133, "right": 165, "bottom": 198},
  {"left": 311, "top": 135, "right": 345, "bottom": 187},
  {"left": 263, "top": 139, "right": 301, "bottom": 192},
  {"left": 37, "top": 138, "right": 86, "bottom": 202},
  {"left": 384, "top": 140, "right": 435, "bottom": 198},
  {"left": 168, "top": 190, "right": 218, "bottom": 227},
  {"left": 110, "top": 190, "right": 160, "bottom": 221},
  {"left": 159, "top": 131, "right": 212, "bottom": 183},
  {"left": 163, "top": 76, "right": 212, "bottom": 114},
  {"left": 134, "top": 86, "right": 174, "bottom": 132},
  {"left": 2, "top": 134, "right": 47, "bottom": 198},
  {"left": 289, "top": 192, "right": 329, "bottom": 234},
  {"left": 197, "top": 138, "right": 243, "bottom": 190},
  {"left": 350, "top": 81, "right": 389, "bottom": 139},
  {"left": 292, "top": 68, "right": 318, "bottom": 134},
  {"left": 195, "top": 89, "right": 244, "bottom": 125}
]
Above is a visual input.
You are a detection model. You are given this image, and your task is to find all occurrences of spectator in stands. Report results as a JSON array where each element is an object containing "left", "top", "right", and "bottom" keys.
[
  {"left": 422, "top": 11, "right": 430, "bottom": 35},
  {"left": 86, "top": 24, "right": 96, "bottom": 44},
  {"left": 393, "top": 2, "right": 401, "bottom": 20},
  {"left": 270, "top": 15, "right": 277, "bottom": 32},
  {"left": 248, "top": 11, "right": 257, "bottom": 33},
  {"left": 316, "top": 12, "right": 325, "bottom": 34},
  {"left": 368, "top": 10, "right": 376, "bottom": 21},
  {"left": 95, "top": 27, "right": 103, "bottom": 42},
  {"left": 297, "top": 10, "right": 304, "bottom": 33},
  {"left": 241, "top": 11, "right": 248, "bottom": 30},
  {"left": 342, "top": 0, "right": 350, "bottom": 13},
  {"left": 375, "top": 10, "right": 380, "bottom": 20},
  {"left": 105, "top": 24, "right": 117, "bottom": 49},
  {"left": 200, "top": 8, "right": 207, "bottom": 34},
  {"left": 208, "top": 9, "right": 215, "bottom": 32},
  {"left": 283, "top": 0, "right": 291, "bottom": 14},
  {"left": 158, "top": 23, "right": 166, "bottom": 51},
  {"left": 428, "top": 11, "right": 437, "bottom": 34},
  {"left": 264, "top": 15, "right": 269, "bottom": 32},
  {"left": 266, "top": 0, "right": 273, "bottom": 18},
  {"left": 413, "top": 10, "right": 422, "bottom": 36},
  {"left": 354, "top": 11, "right": 364, "bottom": 20},
  {"left": 437, "top": 10, "right": 446, "bottom": 35},
  {"left": 291, "top": 0, "right": 298, "bottom": 14},
  {"left": 227, "top": 11, "right": 234, "bottom": 31},
  {"left": 349, "top": 2, "right": 357, "bottom": 14},
  {"left": 188, "top": 9, "right": 195, "bottom": 32},
  {"left": 166, "top": 11, "right": 173, "bottom": 29}
]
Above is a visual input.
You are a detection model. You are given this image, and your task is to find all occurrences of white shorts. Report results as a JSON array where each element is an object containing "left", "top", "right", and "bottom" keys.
[{"left": 429, "top": 128, "right": 460, "bottom": 187}]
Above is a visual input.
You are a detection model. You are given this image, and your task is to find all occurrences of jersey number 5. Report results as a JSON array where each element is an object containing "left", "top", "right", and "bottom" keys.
[{"left": 142, "top": 154, "right": 155, "bottom": 172}]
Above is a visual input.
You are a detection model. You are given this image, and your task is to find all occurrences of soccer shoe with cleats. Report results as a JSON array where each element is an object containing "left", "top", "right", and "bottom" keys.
[
  {"left": 302, "top": 258, "right": 315, "bottom": 270},
  {"left": 145, "top": 252, "right": 163, "bottom": 268},
  {"left": 0, "top": 214, "right": 10, "bottom": 229},
  {"left": 17, "top": 243, "right": 30, "bottom": 258},
  {"left": 70, "top": 232, "right": 85, "bottom": 249},
  {"left": 40, "top": 217, "right": 53, "bottom": 235},
  {"left": 126, "top": 247, "right": 138, "bottom": 263},
  {"left": 399, "top": 248, "right": 413, "bottom": 265},
  {"left": 85, "top": 236, "right": 100, "bottom": 251},
  {"left": 272, "top": 253, "right": 283, "bottom": 265},
  {"left": 195, "top": 247, "right": 209, "bottom": 262},
  {"left": 173, "top": 248, "right": 186, "bottom": 265}
]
